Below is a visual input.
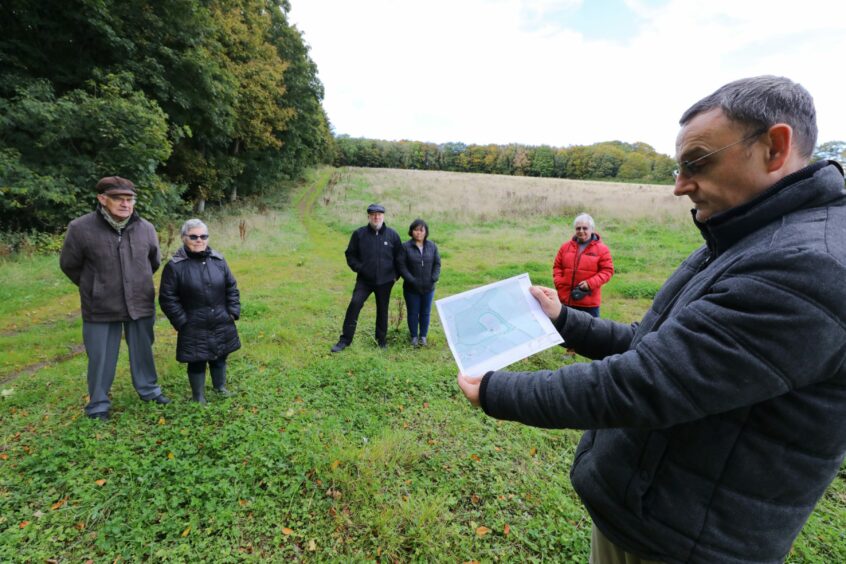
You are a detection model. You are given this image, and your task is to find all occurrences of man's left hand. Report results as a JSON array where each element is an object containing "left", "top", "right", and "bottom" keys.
[{"left": 457, "top": 373, "right": 483, "bottom": 407}]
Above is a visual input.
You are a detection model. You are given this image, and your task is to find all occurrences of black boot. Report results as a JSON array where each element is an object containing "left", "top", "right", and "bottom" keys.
[
  {"left": 210, "top": 361, "right": 232, "bottom": 397},
  {"left": 188, "top": 371, "right": 207, "bottom": 404}
]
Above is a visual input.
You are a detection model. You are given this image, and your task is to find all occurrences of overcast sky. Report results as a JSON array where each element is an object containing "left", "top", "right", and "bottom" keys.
[{"left": 289, "top": 0, "right": 846, "bottom": 157}]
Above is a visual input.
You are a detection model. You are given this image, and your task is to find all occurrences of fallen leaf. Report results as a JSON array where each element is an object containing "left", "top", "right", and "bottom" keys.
[
  {"left": 75, "top": 522, "right": 86, "bottom": 531},
  {"left": 0, "top": 453, "right": 8, "bottom": 460},
  {"left": 167, "top": 452, "right": 174, "bottom": 460},
  {"left": 181, "top": 526, "right": 191, "bottom": 537},
  {"left": 95, "top": 479, "right": 107, "bottom": 486},
  {"left": 330, "top": 459, "right": 340, "bottom": 470},
  {"left": 475, "top": 526, "right": 491, "bottom": 537},
  {"left": 51, "top": 497, "right": 68, "bottom": 511},
  {"left": 503, "top": 523, "right": 511, "bottom": 536},
  {"left": 158, "top": 417, "right": 166, "bottom": 425},
  {"left": 281, "top": 527, "right": 293, "bottom": 536},
  {"left": 470, "top": 494, "right": 480, "bottom": 505},
  {"left": 19, "top": 521, "right": 29, "bottom": 528},
  {"left": 423, "top": 402, "right": 429, "bottom": 408},
  {"left": 470, "top": 454, "right": 481, "bottom": 462},
  {"left": 307, "top": 539, "right": 316, "bottom": 551},
  {"left": 529, "top": 447, "right": 537, "bottom": 457},
  {"left": 238, "top": 499, "right": 248, "bottom": 506},
  {"left": 285, "top": 408, "right": 295, "bottom": 417},
  {"left": 33, "top": 510, "right": 44, "bottom": 518}
]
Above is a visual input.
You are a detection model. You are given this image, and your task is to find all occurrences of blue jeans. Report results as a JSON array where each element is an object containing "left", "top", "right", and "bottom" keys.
[
  {"left": 572, "top": 305, "right": 600, "bottom": 318},
  {"left": 404, "top": 289, "right": 435, "bottom": 338}
]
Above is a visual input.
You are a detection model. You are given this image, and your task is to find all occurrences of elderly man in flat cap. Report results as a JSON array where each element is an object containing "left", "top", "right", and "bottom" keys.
[
  {"left": 332, "top": 203, "right": 403, "bottom": 352},
  {"left": 60, "top": 176, "right": 170, "bottom": 420}
]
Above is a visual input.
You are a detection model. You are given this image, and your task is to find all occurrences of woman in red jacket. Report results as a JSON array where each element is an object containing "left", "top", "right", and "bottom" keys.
[{"left": 552, "top": 213, "right": 614, "bottom": 317}]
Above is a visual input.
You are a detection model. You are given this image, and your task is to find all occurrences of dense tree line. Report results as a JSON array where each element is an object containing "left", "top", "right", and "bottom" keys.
[
  {"left": 0, "top": 0, "right": 333, "bottom": 231},
  {"left": 334, "top": 136, "right": 846, "bottom": 185},
  {"left": 334, "top": 137, "right": 678, "bottom": 183}
]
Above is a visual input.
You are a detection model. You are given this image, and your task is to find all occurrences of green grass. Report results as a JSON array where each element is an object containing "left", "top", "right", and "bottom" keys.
[{"left": 0, "top": 166, "right": 843, "bottom": 561}]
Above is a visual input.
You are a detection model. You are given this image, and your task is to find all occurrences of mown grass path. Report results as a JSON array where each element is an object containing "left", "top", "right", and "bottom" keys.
[{"left": 1, "top": 168, "right": 844, "bottom": 562}]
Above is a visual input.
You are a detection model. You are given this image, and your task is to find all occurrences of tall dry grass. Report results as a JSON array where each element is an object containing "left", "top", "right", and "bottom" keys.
[{"left": 321, "top": 167, "right": 692, "bottom": 227}]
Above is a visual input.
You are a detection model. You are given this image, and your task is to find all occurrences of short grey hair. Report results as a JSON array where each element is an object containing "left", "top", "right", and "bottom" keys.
[
  {"left": 180, "top": 218, "right": 208, "bottom": 237},
  {"left": 574, "top": 213, "right": 595, "bottom": 229},
  {"left": 680, "top": 75, "right": 817, "bottom": 160}
]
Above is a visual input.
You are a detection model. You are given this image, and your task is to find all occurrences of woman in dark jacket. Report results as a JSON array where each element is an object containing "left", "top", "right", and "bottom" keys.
[
  {"left": 159, "top": 219, "right": 241, "bottom": 403},
  {"left": 397, "top": 218, "right": 441, "bottom": 346}
]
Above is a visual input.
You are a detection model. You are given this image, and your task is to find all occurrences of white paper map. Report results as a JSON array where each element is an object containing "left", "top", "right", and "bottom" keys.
[{"left": 436, "top": 273, "right": 564, "bottom": 375}]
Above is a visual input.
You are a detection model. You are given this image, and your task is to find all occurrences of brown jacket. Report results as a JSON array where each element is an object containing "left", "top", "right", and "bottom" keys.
[{"left": 60, "top": 209, "right": 161, "bottom": 322}]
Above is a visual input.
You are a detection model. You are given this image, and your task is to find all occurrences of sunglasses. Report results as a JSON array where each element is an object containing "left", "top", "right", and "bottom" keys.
[{"left": 187, "top": 234, "right": 209, "bottom": 240}]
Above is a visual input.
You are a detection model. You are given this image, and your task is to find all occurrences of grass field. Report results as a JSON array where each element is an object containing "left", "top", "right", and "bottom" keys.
[{"left": 1, "top": 167, "right": 844, "bottom": 561}]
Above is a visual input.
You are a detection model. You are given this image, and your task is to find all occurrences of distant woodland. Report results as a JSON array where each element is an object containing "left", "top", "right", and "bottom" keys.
[{"left": 334, "top": 136, "right": 677, "bottom": 183}]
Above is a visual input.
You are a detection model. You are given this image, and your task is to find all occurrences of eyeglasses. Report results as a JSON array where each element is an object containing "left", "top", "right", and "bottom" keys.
[
  {"left": 187, "top": 234, "right": 209, "bottom": 240},
  {"left": 106, "top": 195, "right": 136, "bottom": 204},
  {"left": 574, "top": 226, "right": 591, "bottom": 231},
  {"left": 673, "top": 128, "right": 766, "bottom": 180}
]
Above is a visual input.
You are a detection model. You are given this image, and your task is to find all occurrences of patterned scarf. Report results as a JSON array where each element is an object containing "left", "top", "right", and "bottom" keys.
[{"left": 98, "top": 205, "right": 131, "bottom": 233}]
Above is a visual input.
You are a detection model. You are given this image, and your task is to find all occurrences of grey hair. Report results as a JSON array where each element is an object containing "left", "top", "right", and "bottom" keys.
[
  {"left": 574, "top": 213, "right": 595, "bottom": 229},
  {"left": 679, "top": 75, "right": 817, "bottom": 160},
  {"left": 180, "top": 218, "right": 208, "bottom": 237}
]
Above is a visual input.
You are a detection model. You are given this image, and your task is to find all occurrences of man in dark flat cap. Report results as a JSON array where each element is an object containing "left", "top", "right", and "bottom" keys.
[
  {"left": 60, "top": 176, "right": 170, "bottom": 420},
  {"left": 331, "top": 203, "right": 403, "bottom": 352}
]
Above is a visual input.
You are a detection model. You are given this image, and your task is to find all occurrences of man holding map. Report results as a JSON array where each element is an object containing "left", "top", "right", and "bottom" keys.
[{"left": 457, "top": 76, "right": 846, "bottom": 562}]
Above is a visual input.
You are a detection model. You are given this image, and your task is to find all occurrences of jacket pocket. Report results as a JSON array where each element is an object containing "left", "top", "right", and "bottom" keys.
[{"left": 623, "top": 432, "right": 667, "bottom": 518}]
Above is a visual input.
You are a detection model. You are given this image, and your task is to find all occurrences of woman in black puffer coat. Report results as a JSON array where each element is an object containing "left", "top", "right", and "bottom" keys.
[
  {"left": 159, "top": 219, "right": 241, "bottom": 403},
  {"left": 397, "top": 218, "right": 441, "bottom": 346}
]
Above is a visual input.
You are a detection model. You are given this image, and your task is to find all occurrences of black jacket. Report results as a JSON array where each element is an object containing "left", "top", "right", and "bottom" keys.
[
  {"left": 344, "top": 223, "right": 402, "bottom": 286},
  {"left": 159, "top": 246, "right": 241, "bottom": 363},
  {"left": 397, "top": 239, "right": 441, "bottom": 294},
  {"left": 481, "top": 161, "right": 846, "bottom": 562}
]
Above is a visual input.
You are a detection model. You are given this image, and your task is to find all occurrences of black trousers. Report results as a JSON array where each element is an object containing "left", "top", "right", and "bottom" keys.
[{"left": 340, "top": 279, "right": 395, "bottom": 345}]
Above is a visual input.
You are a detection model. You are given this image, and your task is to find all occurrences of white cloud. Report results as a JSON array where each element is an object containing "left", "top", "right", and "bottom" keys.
[{"left": 290, "top": 0, "right": 846, "bottom": 156}]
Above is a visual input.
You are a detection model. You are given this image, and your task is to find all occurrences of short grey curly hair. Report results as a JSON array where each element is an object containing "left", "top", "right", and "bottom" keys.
[
  {"left": 180, "top": 218, "right": 208, "bottom": 237},
  {"left": 573, "top": 213, "right": 595, "bottom": 229}
]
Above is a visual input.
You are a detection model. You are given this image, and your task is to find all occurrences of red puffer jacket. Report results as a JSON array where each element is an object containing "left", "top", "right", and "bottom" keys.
[{"left": 552, "top": 234, "right": 614, "bottom": 308}]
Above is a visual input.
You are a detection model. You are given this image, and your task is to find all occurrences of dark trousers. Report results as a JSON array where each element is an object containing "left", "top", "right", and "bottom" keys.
[
  {"left": 340, "top": 279, "right": 394, "bottom": 345},
  {"left": 404, "top": 288, "right": 435, "bottom": 338},
  {"left": 572, "top": 305, "right": 600, "bottom": 318}
]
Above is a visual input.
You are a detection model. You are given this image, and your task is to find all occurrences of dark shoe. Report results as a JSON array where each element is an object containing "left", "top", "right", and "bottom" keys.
[
  {"left": 410, "top": 336, "right": 418, "bottom": 346},
  {"left": 149, "top": 394, "right": 171, "bottom": 405},
  {"left": 87, "top": 411, "right": 109, "bottom": 421},
  {"left": 378, "top": 341, "right": 387, "bottom": 350},
  {"left": 214, "top": 386, "right": 233, "bottom": 397},
  {"left": 331, "top": 341, "right": 348, "bottom": 353},
  {"left": 419, "top": 336, "right": 428, "bottom": 346}
]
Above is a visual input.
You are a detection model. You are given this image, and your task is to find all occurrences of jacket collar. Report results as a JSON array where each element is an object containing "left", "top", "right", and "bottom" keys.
[
  {"left": 695, "top": 160, "right": 845, "bottom": 257},
  {"left": 571, "top": 233, "right": 600, "bottom": 244},
  {"left": 170, "top": 245, "right": 224, "bottom": 263}
]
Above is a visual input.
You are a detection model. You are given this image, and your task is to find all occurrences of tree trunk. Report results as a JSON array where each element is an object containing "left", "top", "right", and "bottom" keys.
[{"left": 194, "top": 198, "right": 206, "bottom": 213}]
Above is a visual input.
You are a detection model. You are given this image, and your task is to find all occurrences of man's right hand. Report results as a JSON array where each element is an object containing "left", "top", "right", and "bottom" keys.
[{"left": 530, "top": 286, "right": 563, "bottom": 320}]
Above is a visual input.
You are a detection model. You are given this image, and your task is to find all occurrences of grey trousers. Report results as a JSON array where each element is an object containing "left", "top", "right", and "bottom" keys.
[
  {"left": 82, "top": 317, "right": 162, "bottom": 415},
  {"left": 590, "top": 524, "right": 665, "bottom": 564}
]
